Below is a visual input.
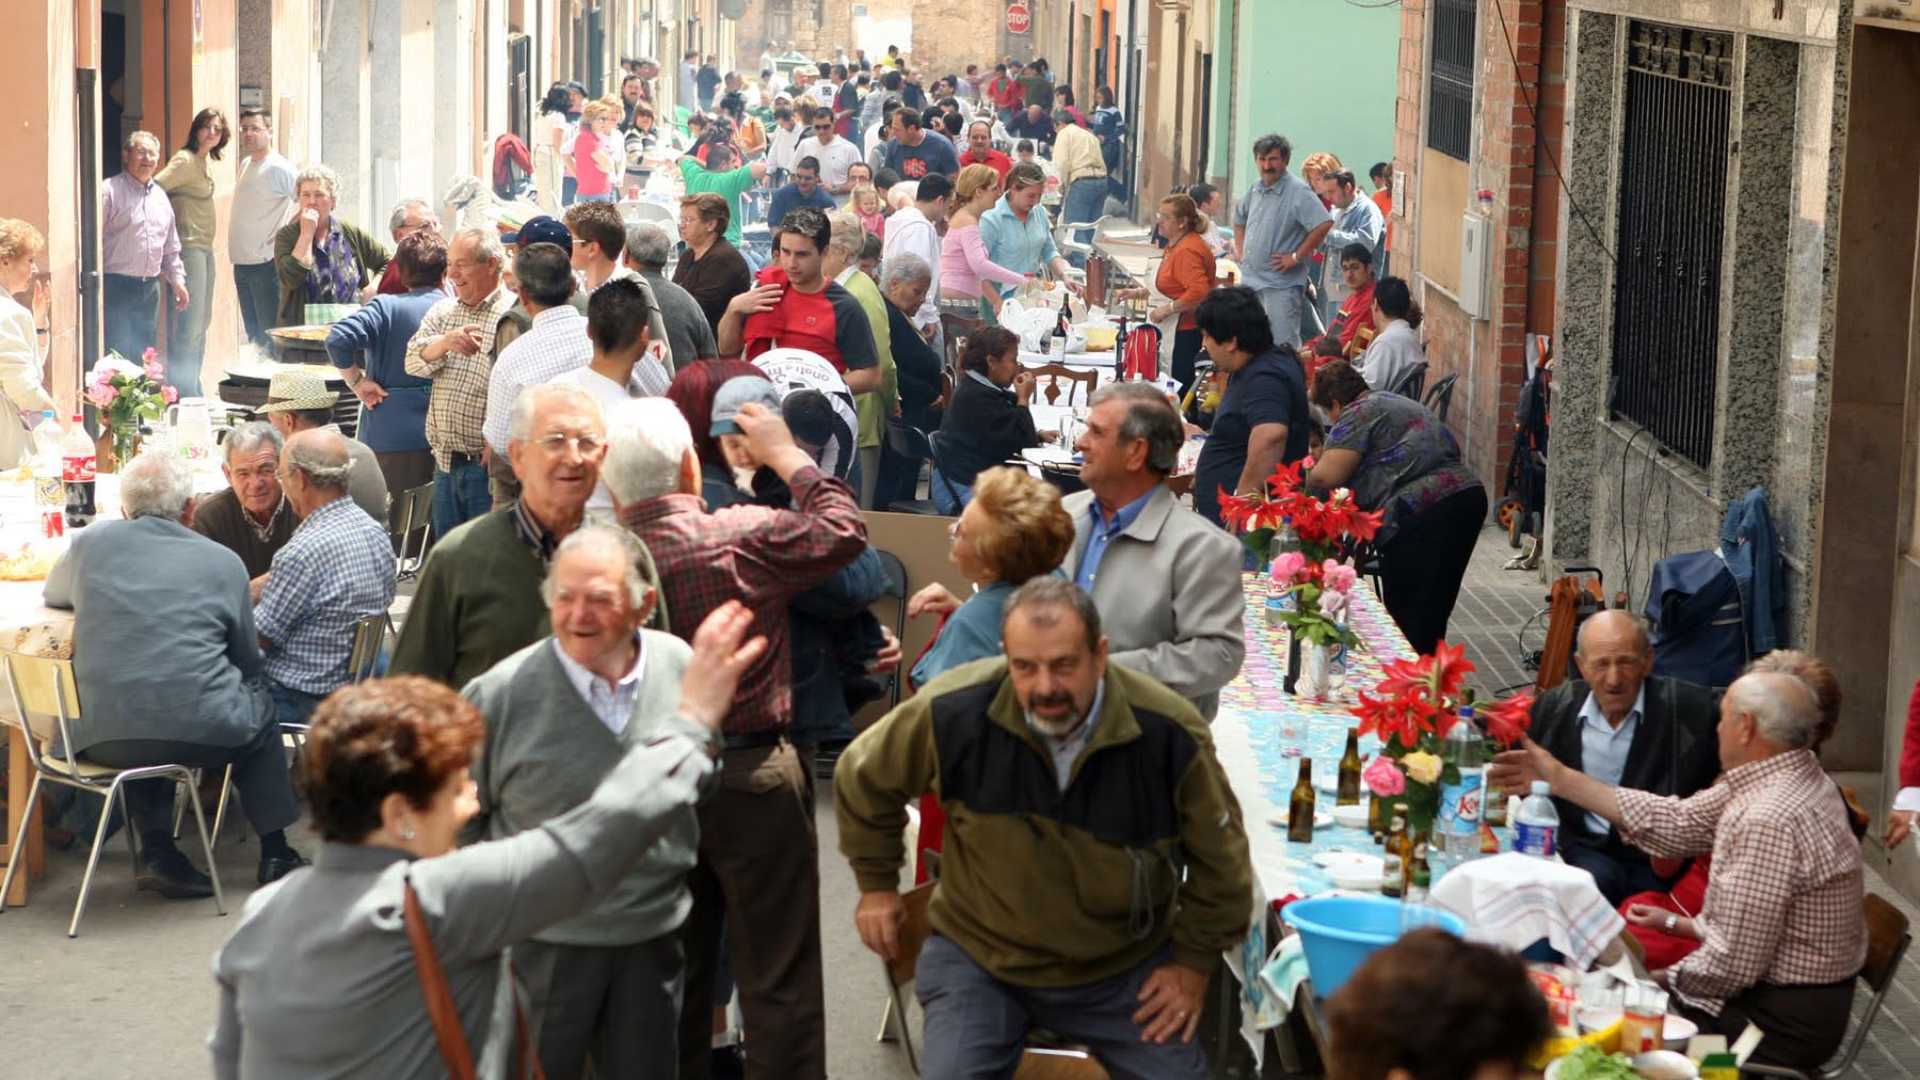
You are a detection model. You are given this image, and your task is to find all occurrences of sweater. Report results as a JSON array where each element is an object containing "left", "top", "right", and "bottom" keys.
[
  {"left": 272, "top": 218, "right": 391, "bottom": 327},
  {"left": 461, "top": 634, "right": 698, "bottom": 946},
  {"left": 836, "top": 658, "right": 1253, "bottom": 986},
  {"left": 937, "top": 372, "right": 1038, "bottom": 486},
  {"left": 191, "top": 488, "right": 297, "bottom": 578},
  {"left": 389, "top": 509, "right": 549, "bottom": 691}
]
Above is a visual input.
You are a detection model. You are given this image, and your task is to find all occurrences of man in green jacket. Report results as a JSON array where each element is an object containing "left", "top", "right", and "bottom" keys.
[{"left": 835, "top": 577, "right": 1252, "bottom": 1078}]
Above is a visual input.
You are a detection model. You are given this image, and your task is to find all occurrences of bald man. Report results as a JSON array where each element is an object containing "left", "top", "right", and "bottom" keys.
[{"left": 1487, "top": 610, "right": 1719, "bottom": 904}]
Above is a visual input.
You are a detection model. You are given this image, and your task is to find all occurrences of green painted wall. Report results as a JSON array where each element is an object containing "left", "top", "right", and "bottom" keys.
[
  {"left": 1208, "top": 0, "right": 1237, "bottom": 181},
  {"left": 1221, "top": 0, "right": 1399, "bottom": 200}
]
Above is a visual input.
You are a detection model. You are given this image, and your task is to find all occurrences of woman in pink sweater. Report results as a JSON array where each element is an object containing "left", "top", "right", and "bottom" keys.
[{"left": 940, "top": 163, "right": 1032, "bottom": 321}]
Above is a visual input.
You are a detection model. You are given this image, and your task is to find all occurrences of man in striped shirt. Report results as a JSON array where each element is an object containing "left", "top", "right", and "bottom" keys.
[{"left": 1509, "top": 670, "right": 1867, "bottom": 1072}]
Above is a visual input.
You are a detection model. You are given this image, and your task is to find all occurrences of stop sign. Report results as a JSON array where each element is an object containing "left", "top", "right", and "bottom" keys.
[{"left": 1007, "top": 1, "right": 1032, "bottom": 34}]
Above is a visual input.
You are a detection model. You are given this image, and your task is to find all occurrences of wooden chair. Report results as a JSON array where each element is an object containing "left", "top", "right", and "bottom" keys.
[
  {"left": 1745, "top": 894, "right": 1911, "bottom": 1079},
  {"left": 877, "top": 881, "right": 1110, "bottom": 1078},
  {"left": 0, "top": 650, "right": 226, "bottom": 936},
  {"left": 1028, "top": 363, "right": 1100, "bottom": 407}
]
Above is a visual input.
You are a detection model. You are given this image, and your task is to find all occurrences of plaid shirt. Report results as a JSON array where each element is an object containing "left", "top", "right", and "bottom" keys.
[
  {"left": 404, "top": 284, "right": 515, "bottom": 469},
  {"left": 1619, "top": 749, "right": 1866, "bottom": 1016},
  {"left": 255, "top": 496, "right": 398, "bottom": 694},
  {"left": 482, "top": 305, "right": 592, "bottom": 453},
  {"left": 615, "top": 467, "right": 866, "bottom": 735}
]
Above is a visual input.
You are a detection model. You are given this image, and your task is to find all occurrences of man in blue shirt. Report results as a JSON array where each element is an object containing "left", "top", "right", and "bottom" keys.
[
  {"left": 880, "top": 107, "right": 961, "bottom": 180},
  {"left": 767, "top": 156, "right": 837, "bottom": 227},
  {"left": 1233, "top": 134, "right": 1333, "bottom": 350},
  {"left": 980, "top": 162, "right": 1075, "bottom": 298}
]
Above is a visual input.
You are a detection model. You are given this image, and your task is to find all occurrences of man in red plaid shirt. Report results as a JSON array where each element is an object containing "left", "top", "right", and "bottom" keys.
[
  {"left": 1507, "top": 670, "right": 1867, "bottom": 1072},
  {"left": 607, "top": 388, "right": 866, "bottom": 1080}
]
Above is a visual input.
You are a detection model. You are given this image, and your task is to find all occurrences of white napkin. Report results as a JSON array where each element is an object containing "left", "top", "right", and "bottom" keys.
[{"left": 1431, "top": 852, "right": 1625, "bottom": 970}]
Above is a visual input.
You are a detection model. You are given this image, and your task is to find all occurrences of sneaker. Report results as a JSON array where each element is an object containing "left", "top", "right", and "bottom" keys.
[{"left": 136, "top": 847, "right": 216, "bottom": 899}]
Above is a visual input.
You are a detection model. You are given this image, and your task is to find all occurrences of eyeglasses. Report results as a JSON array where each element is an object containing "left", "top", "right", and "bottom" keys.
[{"left": 534, "top": 433, "right": 606, "bottom": 455}]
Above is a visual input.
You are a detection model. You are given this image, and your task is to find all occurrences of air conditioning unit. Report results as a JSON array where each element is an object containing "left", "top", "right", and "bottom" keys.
[{"left": 1459, "top": 212, "right": 1491, "bottom": 320}]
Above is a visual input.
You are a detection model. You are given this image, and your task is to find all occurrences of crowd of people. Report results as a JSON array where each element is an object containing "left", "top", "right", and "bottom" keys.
[{"left": 6, "top": 35, "right": 1901, "bottom": 1080}]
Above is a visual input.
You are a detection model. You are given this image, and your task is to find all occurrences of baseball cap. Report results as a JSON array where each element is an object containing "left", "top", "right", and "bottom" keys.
[
  {"left": 709, "top": 375, "right": 784, "bottom": 437},
  {"left": 503, "top": 215, "right": 572, "bottom": 251}
]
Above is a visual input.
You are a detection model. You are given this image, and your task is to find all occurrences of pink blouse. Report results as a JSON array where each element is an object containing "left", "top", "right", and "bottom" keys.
[
  {"left": 940, "top": 223, "right": 1027, "bottom": 299},
  {"left": 856, "top": 209, "right": 887, "bottom": 241}
]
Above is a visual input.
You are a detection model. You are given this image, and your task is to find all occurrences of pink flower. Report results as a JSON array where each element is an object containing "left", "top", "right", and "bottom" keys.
[
  {"left": 1321, "top": 559, "right": 1358, "bottom": 594},
  {"left": 1271, "top": 551, "right": 1307, "bottom": 582},
  {"left": 162, "top": 385, "right": 179, "bottom": 404},
  {"left": 1362, "top": 754, "right": 1405, "bottom": 798},
  {"left": 86, "top": 383, "right": 118, "bottom": 408}
]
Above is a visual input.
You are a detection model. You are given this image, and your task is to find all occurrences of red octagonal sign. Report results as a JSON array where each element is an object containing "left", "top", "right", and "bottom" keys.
[{"left": 1006, "top": 1, "right": 1032, "bottom": 34}]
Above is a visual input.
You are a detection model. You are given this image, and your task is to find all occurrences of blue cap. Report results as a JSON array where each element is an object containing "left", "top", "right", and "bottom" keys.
[{"left": 504, "top": 215, "right": 572, "bottom": 252}]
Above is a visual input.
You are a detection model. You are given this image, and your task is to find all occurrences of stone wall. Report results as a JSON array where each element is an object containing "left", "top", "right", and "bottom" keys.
[{"left": 733, "top": 0, "right": 1001, "bottom": 79}]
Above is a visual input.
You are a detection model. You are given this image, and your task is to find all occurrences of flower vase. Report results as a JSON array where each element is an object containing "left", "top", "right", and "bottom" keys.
[
  {"left": 95, "top": 431, "right": 140, "bottom": 474},
  {"left": 1298, "top": 642, "right": 1333, "bottom": 701},
  {"left": 1402, "top": 780, "right": 1440, "bottom": 842}
]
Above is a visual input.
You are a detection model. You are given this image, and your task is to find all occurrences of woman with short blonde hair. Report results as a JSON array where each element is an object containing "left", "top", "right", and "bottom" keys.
[
  {"left": 0, "top": 217, "right": 56, "bottom": 468},
  {"left": 939, "top": 163, "right": 1030, "bottom": 320},
  {"left": 908, "top": 466, "right": 1075, "bottom": 687}
]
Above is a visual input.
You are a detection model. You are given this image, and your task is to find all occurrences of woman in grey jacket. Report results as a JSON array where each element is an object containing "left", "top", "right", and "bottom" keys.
[{"left": 209, "top": 601, "right": 763, "bottom": 1080}]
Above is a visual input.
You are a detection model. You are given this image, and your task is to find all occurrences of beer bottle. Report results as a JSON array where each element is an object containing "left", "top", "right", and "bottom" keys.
[
  {"left": 1407, "top": 843, "right": 1432, "bottom": 906},
  {"left": 1369, "top": 791, "right": 1388, "bottom": 845},
  {"left": 1287, "top": 759, "right": 1316, "bottom": 843},
  {"left": 1381, "top": 803, "right": 1413, "bottom": 898},
  {"left": 1336, "top": 728, "right": 1363, "bottom": 806}
]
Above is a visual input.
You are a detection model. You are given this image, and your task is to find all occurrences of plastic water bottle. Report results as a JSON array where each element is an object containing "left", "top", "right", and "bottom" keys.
[
  {"left": 1435, "top": 708, "right": 1486, "bottom": 872},
  {"left": 1264, "top": 524, "right": 1299, "bottom": 627},
  {"left": 30, "top": 411, "right": 64, "bottom": 537},
  {"left": 1514, "top": 780, "right": 1560, "bottom": 858}
]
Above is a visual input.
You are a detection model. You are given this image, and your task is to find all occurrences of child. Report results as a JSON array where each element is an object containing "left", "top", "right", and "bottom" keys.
[{"left": 850, "top": 183, "right": 886, "bottom": 241}]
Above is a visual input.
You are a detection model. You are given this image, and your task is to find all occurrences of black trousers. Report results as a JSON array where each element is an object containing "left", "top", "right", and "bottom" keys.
[
  {"left": 1376, "top": 485, "right": 1489, "bottom": 655},
  {"left": 1678, "top": 979, "right": 1854, "bottom": 1071},
  {"left": 103, "top": 273, "right": 162, "bottom": 362},
  {"left": 86, "top": 716, "right": 301, "bottom": 846},
  {"left": 1170, "top": 326, "right": 1203, "bottom": 395}
]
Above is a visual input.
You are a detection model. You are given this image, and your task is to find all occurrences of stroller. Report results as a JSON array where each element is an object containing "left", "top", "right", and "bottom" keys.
[{"left": 1500, "top": 340, "right": 1552, "bottom": 549}]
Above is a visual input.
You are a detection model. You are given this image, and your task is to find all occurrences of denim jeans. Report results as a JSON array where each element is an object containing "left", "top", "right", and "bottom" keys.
[
  {"left": 103, "top": 273, "right": 161, "bottom": 362},
  {"left": 1061, "top": 177, "right": 1109, "bottom": 266},
  {"left": 929, "top": 467, "right": 971, "bottom": 515},
  {"left": 168, "top": 246, "right": 214, "bottom": 395},
  {"left": 575, "top": 191, "right": 617, "bottom": 204},
  {"left": 233, "top": 261, "right": 280, "bottom": 350},
  {"left": 430, "top": 461, "right": 492, "bottom": 539},
  {"left": 267, "top": 680, "right": 329, "bottom": 730}
]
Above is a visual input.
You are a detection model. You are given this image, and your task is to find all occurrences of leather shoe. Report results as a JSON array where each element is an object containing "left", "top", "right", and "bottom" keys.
[
  {"left": 136, "top": 849, "right": 215, "bottom": 899},
  {"left": 258, "top": 851, "right": 309, "bottom": 885},
  {"left": 709, "top": 1045, "right": 746, "bottom": 1080}
]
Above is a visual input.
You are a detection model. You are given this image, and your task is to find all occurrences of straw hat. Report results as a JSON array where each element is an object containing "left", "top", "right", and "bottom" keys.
[{"left": 255, "top": 369, "right": 341, "bottom": 413}]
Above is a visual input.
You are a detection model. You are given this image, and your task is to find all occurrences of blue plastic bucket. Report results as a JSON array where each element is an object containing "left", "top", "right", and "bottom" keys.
[{"left": 1280, "top": 895, "right": 1467, "bottom": 999}]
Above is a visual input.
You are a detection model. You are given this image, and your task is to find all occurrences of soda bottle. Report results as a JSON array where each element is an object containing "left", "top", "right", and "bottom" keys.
[
  {"left": 1514, "top": 780, "right": 1560, "bottom": 858},
  {"left": 31, "top": 410, "right": 65, "bottom": 538},
  {"left": 62, "top": 413, "right": 97, "bottom": 529},
  {"left": 1287, "top": 759, "right": 1316, "bottom": 843},
  {"left": 1436, "top": 707, "right": 1486, "bottom": 869},
  {"left": 1336, "top": 728, "right": 1363, "bottom": 806}
]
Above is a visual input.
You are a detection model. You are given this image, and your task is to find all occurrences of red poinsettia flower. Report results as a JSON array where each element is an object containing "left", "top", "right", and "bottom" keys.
[{"left": 1481, "top": 691, "right": 1536, "bottom": 747}]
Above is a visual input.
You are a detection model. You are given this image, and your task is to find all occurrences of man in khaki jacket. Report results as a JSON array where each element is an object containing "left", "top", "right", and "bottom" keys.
[{"left": 836, "top": 578, "right": 1251, "bottom": 1079}]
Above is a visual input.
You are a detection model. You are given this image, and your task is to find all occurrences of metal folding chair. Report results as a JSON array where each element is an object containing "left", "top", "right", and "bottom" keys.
[
  {"left": 1745, "top": 893, "right": 1912, "bottom": 1080},
  {"left": 0, "top": 650, "right": 226, "bottom": 937},
  {"left": 389, "top": 479, "right": 435, "bottom": 580}
]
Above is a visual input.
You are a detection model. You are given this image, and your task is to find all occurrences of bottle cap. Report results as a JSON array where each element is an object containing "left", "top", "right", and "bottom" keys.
[{"left": 1530, "top": 780, "right": 1550, "bottom": 796}]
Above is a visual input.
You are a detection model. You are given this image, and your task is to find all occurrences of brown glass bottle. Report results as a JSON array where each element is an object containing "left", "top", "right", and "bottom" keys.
[
  {"left": 1336, "top": 729, "right": 1363, "bottom": 806},
  {"left": 1288, "top": 759, "right": 1316, "bottom": 843},
  {"left": 1381, "top": 803, "right": 1413, "bottom": 897}
]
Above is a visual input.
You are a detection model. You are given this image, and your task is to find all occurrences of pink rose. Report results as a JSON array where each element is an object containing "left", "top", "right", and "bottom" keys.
[
  {"left": 1271, "top": 551, "right": 1307, "bottom": 582},
  {"left": 162, "top": 385, "right": 179, "bottom": 404},
  {"left": 1321, "top": 559, "right": 1358, "bottom": 594},
  {"left": 143, "top": 358, "right": 166, "bottom": 382},
  {"left": 1362, "top": 754, "right": 1405, "bottom": 798},
  {"left": 86, "top": 383, "right": 118, "bottom": 408}
]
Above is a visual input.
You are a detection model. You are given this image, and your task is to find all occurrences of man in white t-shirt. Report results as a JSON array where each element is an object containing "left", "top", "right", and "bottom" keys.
[
  {"left": 554, "top": 279, "right": 667, "bottom": 510},
  {"left": 795, "top": 107, "right": 865, "bottom": 195},
  {"left": 229, "top": 107, "right": 298, "bottom": 347},
  {"left": 880, "top": 172, "right": 951, "bottom": 339}
]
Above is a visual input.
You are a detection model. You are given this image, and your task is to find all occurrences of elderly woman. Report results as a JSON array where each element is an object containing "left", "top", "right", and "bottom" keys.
[
  {"left": 939, "top": 163, "right": 1030, "bottom": 321},
  {"left": 154, "top": 107, "right": 227, "bottom": 395},
  {"left": 1149, "top": 192, "right": 1218, "bottom": 392},
  {"left": 273, "top": 163, "right": 391, "bottom": 327},
  {"left": 211, "top": 599, "right": 762, "bottom": 1079},
  {"left": 0, "top": 218, "right": 58, "bottom": 468},
  {"left": 933, "top": 326, "right": 1043, "bottom": 514},
  {"left": 1308, "top": 358, "right": 1485, "bottom": 654},
  {"left": 874, "top": 252, "right": 946, "bottom": 508},
  {"left": 672, "top": 192, "right": 755, "bottom": 332},
  {"left": 907, "top": 466, "right": 1074, "bottom": 687}
]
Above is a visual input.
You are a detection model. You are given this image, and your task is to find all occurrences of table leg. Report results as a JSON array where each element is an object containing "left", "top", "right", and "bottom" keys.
[{"left": 4, "top": 724, "right": 40, "bottom": 906}]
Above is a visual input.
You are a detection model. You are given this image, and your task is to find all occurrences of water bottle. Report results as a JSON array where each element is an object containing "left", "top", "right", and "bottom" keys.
[
  {"left": 1264, "top": 524, "right": 1299, "bottom": 627},
  {"left": 31, "top": 411, "right": 64, "bottom": 538},
  {"left": 1514, "top": 780, "right": 1560, "bottom": 858},
  {"left": 1435, "top": 708, "right": 1486, "bottom": 871},
  {"left": 62, "top": 413, "right": 97, "bottom": 529}
]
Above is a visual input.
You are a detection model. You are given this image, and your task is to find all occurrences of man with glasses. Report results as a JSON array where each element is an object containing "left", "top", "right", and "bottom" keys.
[
  {"left": 768, "top": 156, "right": 837, "bottom": 228},
  {"left": 392, "top": 383, "right": 616, "bottom": 690},
  {"left": 795, "top": 106, "right": 864, "bottom": 196}
]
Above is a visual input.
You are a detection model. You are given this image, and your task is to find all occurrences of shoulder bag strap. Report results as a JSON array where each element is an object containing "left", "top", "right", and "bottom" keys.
[{"left": 403, "top": 878, "right": 479, "bottom": 1080}]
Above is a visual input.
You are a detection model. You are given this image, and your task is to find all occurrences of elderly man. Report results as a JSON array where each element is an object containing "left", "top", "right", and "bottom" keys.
[
  {"left": 461, "top": 526, "right": 695, "bottom": 1077},
  {"left": 837, "top": 578, "right": 1253, "bottom": 1078},
  {"left": 1067, "top": 382, "right": 1245, "bottom": 719},
  {"left": 405, "top": 226, "right": 516, "bottom": 537},
  {"left": 957, "top": 119, "right": 1012, "bottom": 182},
  {"left": 391, "top": 384, "right": 607, "bottom": 689},
  {"left": 1506, "top": 672, "right": 1866, "bottom": 1071},
  {"left": 1005, "top": 103, "right": 1056, "bottom": 146},
  {"left": 1313, "top": 170, "right": 1386, "bottom": 325},
  {"left": 44, "top": 453, "right": 303, "bottom": 895},
  {"left": 624, "top": 221, "right": 718, "bottom": 372},
  {"left": 606, "top": 395, "right": 867, "bottom": 1080},
  {"left": 981, "top": 163, "right": 1075, "bottom": 300},
  {"left": 326, "top": 230, "right": 446, "bottom": 494},
  {"left": 253, "top": 428, "right": 396, "bottom": 727},
  {"left": 102, "top": 130, "right": 189, "bottom": 362},
  {"left": 1488, "top": 610, "right": 1720, "bottom": 904},
  {"left": 1234, "top": 134, "right": 1334, "bottom": 351},
  {"left": 1191, "top": 286, "right": 1311, "bottom": 528},
  {"left": 254, "top": 368, "right": 389, "bottom": 522},
  {"left": 192, "top": 422, "right": 294, "bottom": 577},
  {"left": 371, "top": 197, "right": 440, "bottom": 296}
]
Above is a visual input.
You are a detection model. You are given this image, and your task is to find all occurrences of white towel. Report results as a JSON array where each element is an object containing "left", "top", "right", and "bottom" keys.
[{"left": 1431, "top": 852, "right": 1625, "bottom": 970}]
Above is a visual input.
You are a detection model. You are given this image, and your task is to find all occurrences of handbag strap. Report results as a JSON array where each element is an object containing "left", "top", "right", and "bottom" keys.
[{"left": 402, "top": 878, "right": 550, "bottom": 1080}]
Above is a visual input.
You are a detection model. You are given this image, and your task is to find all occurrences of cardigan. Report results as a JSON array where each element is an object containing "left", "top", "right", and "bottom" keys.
[
  {"left": 0, "top": 293, "right": 56, "bottom": 469},
  {"left": 272, "top": 217, "right": 391, "bottom": 327},
  {"left": 389, "top": 509, "right": 549, "bottom": 691},
  {"left": 462, "top": 633, "right": 698, "bottom": 947}
]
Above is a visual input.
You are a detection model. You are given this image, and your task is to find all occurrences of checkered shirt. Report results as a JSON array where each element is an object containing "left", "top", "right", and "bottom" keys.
[
  {"left": 404, "top": 284, "right": 516, "bottom": 469},
  {"left": 1618, "top": 748, "right": 1867, "bottom": 1016},
  {"left": 255, "top": 496, "right": 398, "bottom": 694},
  {"left": 614, "top": 467, "right": 867, "bottom": 735},
  {"left": 482, "top": 305, "right": 593, "bottom": 453}
]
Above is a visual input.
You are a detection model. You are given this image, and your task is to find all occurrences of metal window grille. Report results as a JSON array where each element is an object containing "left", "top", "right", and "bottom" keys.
[
  {"left": 1427, "top": 0, "right": 1476, "bottom": 161},
  {"left": 1608, "top": 21, "right": 1733, "bottom": 470}
]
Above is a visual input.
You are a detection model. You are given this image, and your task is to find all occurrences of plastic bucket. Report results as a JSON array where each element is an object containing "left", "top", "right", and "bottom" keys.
[{"left": 1280, "top": 895, "right": 1467, "bottom": 999}]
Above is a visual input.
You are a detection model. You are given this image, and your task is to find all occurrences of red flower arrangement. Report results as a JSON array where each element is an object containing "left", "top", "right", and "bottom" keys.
[{"left": 1221, "top": 459, "right": 1387, "bottom": 654}]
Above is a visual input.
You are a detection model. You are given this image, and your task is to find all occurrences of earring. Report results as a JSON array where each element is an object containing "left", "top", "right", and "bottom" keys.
[{"left": 400, "top": 826, "right": 417, "bottom": 841}]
